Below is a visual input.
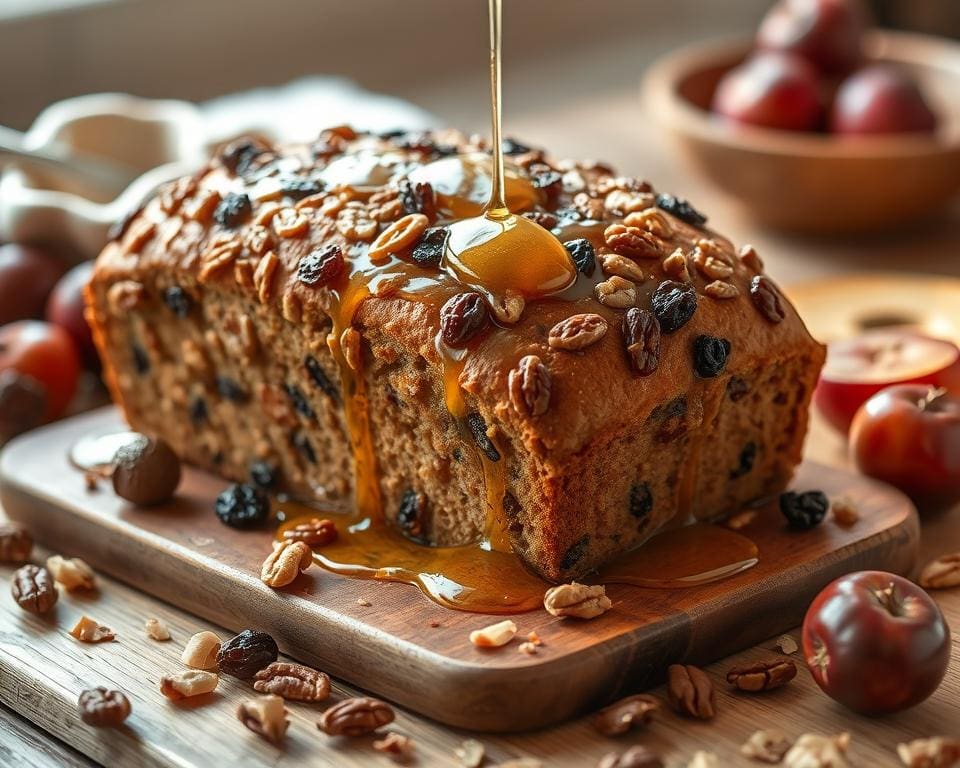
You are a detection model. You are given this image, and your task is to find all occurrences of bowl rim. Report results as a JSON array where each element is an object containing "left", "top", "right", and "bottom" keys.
[{"left": 642, "top": 29, "right": 960, "bottom": 160}]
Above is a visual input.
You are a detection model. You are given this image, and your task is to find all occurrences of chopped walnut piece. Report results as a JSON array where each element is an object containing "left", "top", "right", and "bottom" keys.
[
  {"left": 469, "top": 619, "right": 518, "bottom": 648},
  {"left": 693, "top": 247, "right": 734, "bottom": 280},
  {"left": 526, "top": 631, "right": 542, "bottom": 646},
  {"left": 624, "top": 208, "right": 673, "bottom": 238},
  {"left": 145, "top": 617, "right": 172, "bottom": 641},
  {"left": 663, "top": 248, "right": 691, "bottom": 282},
  {"left": 373, "top": 732, "right": 415, "bottom": 763},
  {"left": 46, "top": 555, "right": 96, "bottom": 591},
  {"left": 739, "top": 244, "right": 765, "bottom": 273},
  {"left": 253, "top": 661, "right": 331, "bottom": 702},
  {"left": 592, "top": 695, "right": 658, "bottom": 737},
  {"left": 604, "top": 223, "right": 661, "bottom": 259},
  {"left": 253, "top": 250, "right": 279, "bottom": 304},
  {"left": 605, "top": 190, "right": 655, "bottom": 216},
  {"left": 727, "top": 659, "right": 797, "bottom": 691},
  {"left": 776, "top": 634, "right": 799, "bottom": 655},
  {"left": 357, "top": 598, "right": 372, "bottom": 607},
  {"left": 919, "top": 553, "right": 960, "bottom": 589},
  {"left": 688, "top": 752, "right": 720, "bottom": 768},
  {"left": 340, "top": 327, "right": 362, "bottom": 371},
  {"left": 595, "top": 276, "right": 637, "bottom": 309},
  {"left": 181, "top": 631, "right": 222, "bottom": 669},
  {"left": 490, "top": 289, "right": 525, "bottom": 325},
  {"left": 69, "top": 615, "right": 115, "bottom": 643},
  {"left": 897, "top": 737, "right": 960, "bottom": 768},
  {"left": 237, "top": 694, "right": 289, "bottom": 745},
  {"left": 666, "top": 664, "right": 715, "bottom": 719},
  {"left": 518, "top": 642, "right": 537, "bottom": 655},
  {"left": 598, "top": 745, "right": 664, "bottom": 768},
  {"left": 336, "top": 204, "right": 378, "bottom": 241},
  {"left": 455, "top": 738, "right": 486, "bottom": 768},
  {"left": 548, "top": 314, "right": 608, "bottom": 351},
  {"left": 831, "top": 497, "right": 860, "bottom": 527},
  {"left": 260, "top": 539, "right": 312, "bottom": 588},
  {"left": 704, "top": 280, "right": 739, "bottom": 300},
  {"left": 160, "top": 670, "right": 219, "bottom": 700},
  {"left": 783, "top": 733, "right": 851, "bottom": 768},
  {"left": 600, "top": 252, "right": 645, "bottom": 282},
  {"left": 741, "top": 730, "right": 793, "bottom": 764},
  {"left": 543, "top": 583, "right": 612, "bottom": 619}
]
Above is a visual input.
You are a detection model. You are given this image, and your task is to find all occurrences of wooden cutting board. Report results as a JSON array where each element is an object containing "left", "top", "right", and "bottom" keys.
[{"left": 0, "top": 407, "right": 919, "bottom": 733}]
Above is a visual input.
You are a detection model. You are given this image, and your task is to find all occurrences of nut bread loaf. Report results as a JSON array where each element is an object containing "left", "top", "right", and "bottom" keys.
[{"left": 86, "top": 127, "right": 825, "bottom": 581}]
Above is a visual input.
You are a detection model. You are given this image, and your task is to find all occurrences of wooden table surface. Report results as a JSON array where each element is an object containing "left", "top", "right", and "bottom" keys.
[{"left": 3, "top": 59, "right": 960, "bottom": 766}]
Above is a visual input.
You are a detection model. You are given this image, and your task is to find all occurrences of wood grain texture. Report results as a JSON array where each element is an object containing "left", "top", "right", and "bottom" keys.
[{"left": 0, "top": 407, "right": 919, "bottom": 733}]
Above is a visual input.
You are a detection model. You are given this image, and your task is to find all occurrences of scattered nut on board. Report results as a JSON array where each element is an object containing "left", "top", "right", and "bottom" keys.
[
  {"left": 727, "top": 659, "right": 797, "bottom": 692},
  {"left": 46, "top": 555, "right": 96, "bottom": 591},
  {"left": 455, "top": 738, "right": 485, "bottom": 768},
  {"left": 518, "top": 642, "right": 537, "bottom": 655},
  {"left": 69, "top": 616, "right": 115, "bottom": 643},
  {"left": 741, "top": 730, "right": 793, "bottom": 764},
  {"left": 542, "top": 582, "right": 612, "bottom": 619},
  {"left": 373, "top": 732, "right": 415, "bottom": 763},
  {"left": 598, "top": 745, "right": 664, "bottom": 768},
  {"left": 260, "top": 539, "right": 312, "bottom": 588},
  {"left": 775, "top": 634, "right": 799, "bottom": 655},
  {"left": 253, "top": 662, "right": 330, "bottom": 702},
  {"left": 469, "top": 619, "right": 518, "bottom": 648},
  {"left": 318, "top": 696, "right": 395, "bottom": 736},
  {"left": 830, "top": 497, "right": 859, "bottom": 527},
  {"left": 181, "top": 631, "right": 222, "bottom": 669},
  {"left": 0, "top": 523, "right": 32, "bottom": 563},
  {"left": 78, "top": 687, "right": 131, "bottom": 727},
  {"left": 897, "top": 737, "right": 960, "bottom": 768},
  {"left": 667, "top": 664, "right": 715, "bottom": 719},
  {"left": 688, "top": 751, "right": 720, "bottom": 768},
  {"left": 918, "top": 553, "right": 960, "bottom": 589},
  {"left": 160, "top": 670, "right": 219, "bottom": 700},
  {"left": 237, "top": 694, "right": 289, "bottom": 744},
  {"left": 592, "top": 695, "right": 658, "bottom": 737},
  {"left": 783, "top": 733, "right": 851, "bottom": 768},
  {"left": 144, "top": 617, "right": 171, "bottom": 641}
]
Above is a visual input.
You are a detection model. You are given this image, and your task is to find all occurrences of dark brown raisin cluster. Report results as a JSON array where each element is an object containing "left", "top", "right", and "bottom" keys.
[
  {"left": 440, "top": 293, "right": 488, "bottom": 347},
  {"left": 563, "top": 238, "right": 596, "bottom": 276},
  {"left": 411, "top": 227, "right": 448, "bottom": 267},
  {"left": 692, "top": 335, "right": 731, "bottom": 378},
  {"left": 656, "top": 193, "right": 707, "bottom": 227},
  {"left": 466, "top": 411, "right": 500, "bottom": 462},
  {"left": 217, "top": 629, "right": 279, "bottom": 679},
  {"left": 214, "top": 193, "right": 253, "bottom": 228},
  {"left": 652, "top": 280, "right": 698, "bottom": 334},
  {"left": 215, "top": 483, "right": 269, "bottom": 528},
  {"left": 298, "top": 245, "right": 344, "bottom": 287}
]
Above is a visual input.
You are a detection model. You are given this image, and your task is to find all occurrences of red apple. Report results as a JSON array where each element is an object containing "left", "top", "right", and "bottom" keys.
[
  {"left": 46, "top": 260, "right": 97, "bottom": 366},
  {"left": 712, "top": 52, "right": 823, "bottom": 132},
  {"left": 831, "top": 65, "right": 938, "bottom": 135},
  {"left": 0, "top": 243, "right": 66, "bottom": 325},
  {"left": 814, "top": 331, "right": 960, "bottom": 434},
  {"left": 0, "top": 320, "right": 80, "bottom": 420},
  {"left": 757, "top": 0, "right": 868, "bottom": 75},
  {"left": 850, "top": 384, "right": 960, "bottom": 508},
  {"left": 803, "top": 571, "right": 950, "bottom": 715}
]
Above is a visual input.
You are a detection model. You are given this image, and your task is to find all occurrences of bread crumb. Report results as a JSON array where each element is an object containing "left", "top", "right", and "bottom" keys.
[
  {"left": 356, "top": 598, "right": 372, "bottom": 607},
  {"left": 518, "top": 642, "right": 537, "bottom": 655},
  {"left": 527, "top": 631, "right": 542, "bottom": 646},
  {"left": 776, "top": 634, "right": 798, "bottom": 655}
]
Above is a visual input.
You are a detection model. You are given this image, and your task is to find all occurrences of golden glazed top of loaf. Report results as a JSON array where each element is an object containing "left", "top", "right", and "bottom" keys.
[{"left": 94, "top": 127, "right": 824, "bottom": 463}]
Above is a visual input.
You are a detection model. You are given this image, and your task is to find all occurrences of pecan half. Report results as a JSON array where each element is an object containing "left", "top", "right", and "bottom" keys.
[
  {"left": 600, "top": 253, "right": 645, "bottom": 282},
  {"left": 598, "top": 746, "right": 664, "bottom": 768},
  {"left": 78, "top": 688, "right": 131, "bottom": 727},
  {"left": 784, "top": 733, "right": 851, "bottom": 768},
  {"left": 373, "top": 732, "right": 415, "bottom": 763},
  {"left": 11, "top": 564, "right": 58, "bottom": 614},
  {"left": 897, "top": 737, "right": 960, "bottom": 768},
  {"left": 739, "top": 244, "right": 765, "bottom": 273},
  {"left": 603, "top": 224, "right": 660, "bottom": 259},
  {"left": 741, "top": 729, "right": 793, "bottom": 764},
  {"left": 667, "top": 664, "right": 715, "bottom": 719},
  {"left": 543, "top": 582, "right": 612, "bottom": 619},
  {"left": 0, "top": 523, "right": 32, "bottom": 562},
  {"left": 548, "top": 313, "right": 608, "bottom": 351},
  {"left": 727, "top": 659, "right": 797, "bottom": 692},
  {"left": 238, "top": 694, "right": 289, "bottom": 744},
  {"left": 592, "top": 695, "right": 659, "bottom": 737},
  {"left": 260, "top": 539, "right": 312, "bottom": 588},
  {"left": 919, "top": 553, "right": 960, "bottom": 589},
  {"left": 253, "top": 661, "right": 331, "bottom": 702},
  {"left": 750, "top": 275, "right": 786, "bottom": 323},
  {"left": 282, "top": 518, "right": 338, "bottom": 547},
  {"left": 508, "top": 355, "right": 551, "bottom": 417},
  {"left": 318, "top": 696, "right": 394, "bottom": 736}
]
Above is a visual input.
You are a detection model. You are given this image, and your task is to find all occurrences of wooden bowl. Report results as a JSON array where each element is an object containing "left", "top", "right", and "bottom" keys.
[{"left": 642, "top": 31, "right": 960, "bottom": 234}]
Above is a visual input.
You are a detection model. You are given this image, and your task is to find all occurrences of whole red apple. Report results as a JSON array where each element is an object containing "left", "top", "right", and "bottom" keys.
[
  {"left": 757, "top": 0, "right": 868, "bottom": 75},
  {"left": 831, "top": 65, "right": 938, "bottom": 135},
  {"left": 46, "top": 260, "right": 97, "bottom": 366},
  {"left": 712, "top": 52, "right": 823, "bottom": 132},
  {"left": 0, "top": 320, "right": 80, "bottom": 420},
  {"left": 850, "top": 384, "right": 960, "bottom": 508},
  {"left": 803, "top": 571, "right": 950, "bottom": 715},
  {"left": 0, "top": 243, "right": 66, "bottom": 326},
  {"left": 814, "top": 331, "right": 960, "bottom": 434}
]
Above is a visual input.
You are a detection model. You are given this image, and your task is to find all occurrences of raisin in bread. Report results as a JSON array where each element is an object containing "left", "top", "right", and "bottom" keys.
[{"left": 85, "top": 127, "right": 825, "bottom": 582}]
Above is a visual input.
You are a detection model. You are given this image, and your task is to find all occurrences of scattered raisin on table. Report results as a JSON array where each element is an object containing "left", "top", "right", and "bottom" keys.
[
  {"left": 440, "top": 293, "right": 489, "bottom": 347},
  {"left": 693, "top": 335, "right": 731, "bottom": 378},
  {"left": 750, "top": 275, "right": 786, "bottom": 324},
  {"left": 411, "top": 227, "right": 448, "bottom": 268},
  {"left": 651, "top": 280, "right": 698, "bottom": 334},
  {"left": 298, "top": 244, "right": 344, "bottom": 287},
  {"left": 217, "top": 629, "right": 279, "bottom": 679},
  {"left": 11, "top": 564, "right": 58, "bottom": 614},
  {"left": 466, "top": 412, "right": 501, "bottom": 462},
  {"left": 162, "top": 286, "right": 192, "bottom": 318},
  {"left": 563, "top": 238, "right": 597, "bottom": 276},
  {"left": 780, "top": 490, "right": 829, "bottom": 530},
  {"left": 655, "top": 193, "right": 707, "bottom": 227},
  {"left": 215, "top": 484, "right": 270, "bottom": 529},
  {"left": 78, "top": 687, "right": 131, "bottom": 727},
  {"left": 214, "top": 192, "right": 253, "bottom": 228}
]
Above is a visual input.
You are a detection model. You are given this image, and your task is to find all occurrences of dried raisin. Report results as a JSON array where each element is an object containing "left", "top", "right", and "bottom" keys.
[
  {"left": 532, "top": 170, "right": 562, "bottom": 193},
  {"left": 692, "top": 335, "right": 731, "bottom": 378},
  {"left": 249, "top": 461, "right": 278, "bottom": 489},
  {"left": 730, "top": 442, "right": 757, "bottom": 479},
  {"left": 780, "top": 490, "right": 828, "bottom": 530},
  {"left": 629, "top": 483, "right": 653, "bottom": 518},
  {"left": 215, "top": 483, "right": 269, "bottom": 528},
  {"left": 411, "top": 227, "right": 448, "bottom": 267},
  {"left": 304, "top": 356, "right": 338, "bottom": 400},
  {"left": 623, "top": 308, "right": 661, "bottom": 376},
  {"left": 440, "top": 292, "right": 489, "bottom": 347},
  {"left": 220, "top": 138, "right": 267, "bottom": 176},
  {"left": 214, "top": 193, "right": 253, "bottom": 228},
  {"left": 651, "top": 280, "right": 698, "bottom": 334},
  {"left": 298, "top": 244, "right": 344, "bottom": 287},
  {"left": 280, "top": 176, "right": 324, "bottom": 200},
  {"left": 217, "top": 376, "right": 248, "bottom": 403},
  {"left": 397, "top": 489, "right": 427, "bottom": 541},
  {"left": 560, "top": 535, "right": 589, "bottom": 571},
  {"left": 397, "top": 178, "right": 434, "bottom": 216},
  {"left": 217, "top": 629, "right": 278, "bottom": 679},
  {"left": 656, "top": 193, "right": 707, "bottom": 227},
  {"left": 163, "top": 286, "right": 192, "bottom": 318},
  {"left": 78, "top": 687, "right": 131, "bottom": 727},
  {"left": 563, "top": 238, "right": 596, "bottom": 276},
  {"left": 502, "top": 137, "right": 532, "bottom": 155},
  {"left": 466, "top": 411, "right": 500, "bottom": 462},
  {"left": 750, "top": 276, "right": 786, "bottom": 324},
  {"left": 284, "top": 383, "right": 315, "bottom": 419},
  {"left": 131, "top": 344, "right": 150, "bottom": 375}
]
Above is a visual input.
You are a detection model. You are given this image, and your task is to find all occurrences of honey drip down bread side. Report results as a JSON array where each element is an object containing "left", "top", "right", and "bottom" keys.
[{"left": 85, "top": 127, "right": 826, "bottom": 582}]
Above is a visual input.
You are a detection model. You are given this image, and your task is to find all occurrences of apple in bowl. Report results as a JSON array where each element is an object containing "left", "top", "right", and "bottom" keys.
[{"left": 814, "top": 330, "right": 960, "bottom": 434}]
